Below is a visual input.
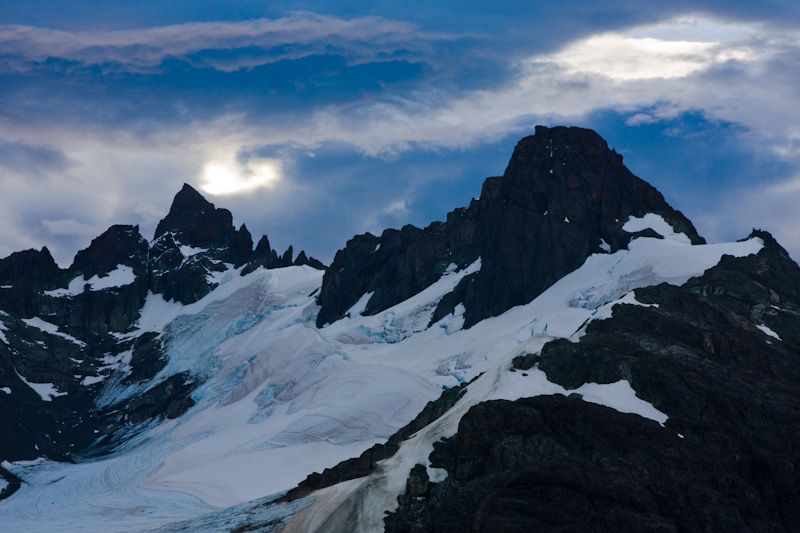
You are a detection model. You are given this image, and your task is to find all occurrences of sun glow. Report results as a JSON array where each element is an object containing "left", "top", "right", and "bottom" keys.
[{"left": 200, "top": 157, "right": 282, "bottom": 195}]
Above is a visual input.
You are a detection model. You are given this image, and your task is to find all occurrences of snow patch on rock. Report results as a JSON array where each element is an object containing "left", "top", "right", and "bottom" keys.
[
  {"left": 45, "top": 265, "right": 136, "bottom": 297},
  {"left": 14, "top": 370, "right": 67, "bottom": 401},
  {"left": 756, "top": 324, "right": 781, "bottom": 341},
  {"left": 623, "top": 213, "right": 691, "bottom": 243},
  {"left": 21, "top": 317, "right": 86, "bottom": 347}
]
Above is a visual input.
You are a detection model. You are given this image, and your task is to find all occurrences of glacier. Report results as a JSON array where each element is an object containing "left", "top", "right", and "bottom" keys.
[{"left": 0, "top": 233, "right": 764, "bottom": 532}]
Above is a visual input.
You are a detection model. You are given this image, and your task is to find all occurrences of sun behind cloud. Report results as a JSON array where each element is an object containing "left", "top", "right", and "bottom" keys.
[{"left": 200, "top": 156, "right": 282, "bottom": 195}]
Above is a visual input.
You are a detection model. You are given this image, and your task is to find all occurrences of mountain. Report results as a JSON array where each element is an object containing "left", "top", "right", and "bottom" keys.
[
  {"left": 0, "top": 186, "right": 324, "bottom": 466},
  {"left": 0, "top": 126, "right": 798, "bottom": 532},
  {"left": 317, "top": 126, "right": 703, "bottom": 329}
]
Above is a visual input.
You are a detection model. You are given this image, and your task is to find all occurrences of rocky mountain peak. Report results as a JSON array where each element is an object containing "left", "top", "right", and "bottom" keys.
[
  {"left": 148, "top": 184, "right": 324, "bottom": 304},
  {"left": 316, "top": 126, "right": 704, "bottom": 328},
  {"left": 0, "top": 247, "right": 61, "bottom": 288},
  {"left": 487, "top": 125, "right": 704, "bottom": 245},
  {"left": 155, "top": 183, "right": 214, "bottom": 234},
  {"left": 153, "top": 183, "right": 247, "bottom": 254}
]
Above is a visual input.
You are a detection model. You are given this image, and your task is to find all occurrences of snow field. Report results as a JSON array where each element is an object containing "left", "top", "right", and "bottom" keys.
[{"left": 622, "top": 213, "right": 691, "bottom": 243}]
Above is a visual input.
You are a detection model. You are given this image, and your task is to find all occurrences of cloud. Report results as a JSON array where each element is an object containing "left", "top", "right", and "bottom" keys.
[
  {"left": 133, "top": 203, "right": 166, "bottom": 228},
  {"left": 41, "top": 218, "right": 99, "bottom": 236},
  {"left": 271, "top": 16, "right": 787, "bottom": 156},
  {"left": 0, "top": 12, "right": 449, "bottom": 72},
  {"left": 550, "top": 33, "right": 756, "bottom": 81}
]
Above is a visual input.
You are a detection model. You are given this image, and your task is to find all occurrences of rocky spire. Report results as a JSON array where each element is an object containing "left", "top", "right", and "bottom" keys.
[
  {"left": 153, "top": 183, "right": 252, "bottom": 266},
  {"left": 154, "top": 183, "right": 219, "bottom": 241}
]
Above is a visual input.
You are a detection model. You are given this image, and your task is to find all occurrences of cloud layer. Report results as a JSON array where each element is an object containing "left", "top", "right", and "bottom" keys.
[
  {"left": 0, "top": 12, "right": 447, "bottom": 72},
  {"left": 1, "top": 7, "right": 799, "bottom": 265}
]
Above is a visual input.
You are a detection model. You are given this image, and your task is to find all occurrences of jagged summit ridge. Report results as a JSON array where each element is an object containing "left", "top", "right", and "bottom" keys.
[
  {"left": 71, "top": 225, "right": 149, "bottom": 280},
  {"left": 0, "top": 183, "right": 324, "bottom": 463},
  {"left": 120, "top": 183, "right": 325, "bottom": 304},
  {"left": 316, "top": 125, "right": 702, "bottom": 329}
]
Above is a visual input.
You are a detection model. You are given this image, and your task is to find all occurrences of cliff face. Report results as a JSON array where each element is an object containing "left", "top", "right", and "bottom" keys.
[{"left": 317, "top": 125, "right": 702, "bottom": 328}]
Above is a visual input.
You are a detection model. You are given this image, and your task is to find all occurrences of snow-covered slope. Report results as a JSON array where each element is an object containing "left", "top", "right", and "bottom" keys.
[{"left": 0, "top": 231, "right": 764, "bottom": 532}]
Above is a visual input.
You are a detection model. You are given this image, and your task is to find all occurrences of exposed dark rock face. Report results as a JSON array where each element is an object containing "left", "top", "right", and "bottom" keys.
[
  {"left": 149, "top": 184, "right": 253, "bottom": 304},
  {"left": 0, "top": 247, "right": 64, "bottom": 291},
  {"left": 387, "top": 397, "right": 775, "bottom": 532},
  {"left": 243, "top": 235, "right": 284, "bottom": 274},
  {"left": 294, "top": 250, "right": 326, "bottom": 270},
  {"left": 0, "top": 236, "right": 150, "bottom": 463},
  {"left": 317, "top": 126, "right": 702, "bottom": 328},
  {"left": 125, "top": 332, "right": 168, "bottom": 384},
  {"left": 386, "top": 231, "right": 800, "bottom": 532},
  {"left": 242, "top": 235, "right": 325, "bottom": 275},
  {"left": 116, "top": 372, "right": 197, "bottom": 426},
  {"left": 0, "top": 248, "right": 66, "bottom": 318},
  {"left": 70, "top": 225, "right": 149, "bottom": 280},
  {"left": 285, "top": 441, "right": 400, "bottom": 501}
]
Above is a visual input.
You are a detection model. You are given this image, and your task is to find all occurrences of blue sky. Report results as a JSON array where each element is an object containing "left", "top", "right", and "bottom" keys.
[{"left": 2, "top": 1, "right": 799, "bottom": 264}]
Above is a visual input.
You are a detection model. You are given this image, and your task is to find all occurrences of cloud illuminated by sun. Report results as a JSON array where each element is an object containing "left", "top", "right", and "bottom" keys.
[
  {"left": 548, "top": 18, "right": 757, "bottom": 81},
  {"left": 200, "top": 156, "right": 282, "bottom": 195}
]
